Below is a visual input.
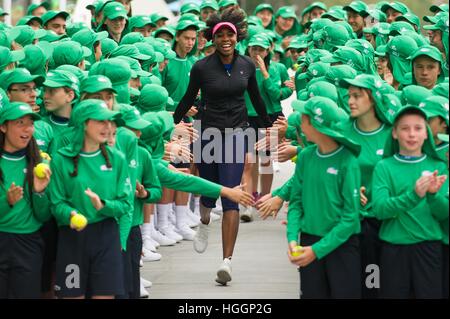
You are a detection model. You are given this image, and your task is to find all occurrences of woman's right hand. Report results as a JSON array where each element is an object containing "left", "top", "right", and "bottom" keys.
[
  {"left": 258, "top": 195, "right": 284, "bottom": 220},
  {"left": 6, "top": 182, "right": 23, "bottom": 206},
  {"left": 360, "top": 186, "right": 368, "bottom": 207}
]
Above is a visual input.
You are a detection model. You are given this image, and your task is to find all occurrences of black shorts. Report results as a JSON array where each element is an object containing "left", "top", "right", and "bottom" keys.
[
  {"left": 128, "top": 226, "right": 142, "bottom": 299},
  {"left": 0, "top": 230, "right": 44, "bottom": 298},
  {"left": 299, "top": 233, "right": 361, "bottom": 299},
  {"left": 55, "top": 218, "right": 124, "bottom": 298},
  {"left": 40, "top": 217, "right": 58, "bottom": 293}
]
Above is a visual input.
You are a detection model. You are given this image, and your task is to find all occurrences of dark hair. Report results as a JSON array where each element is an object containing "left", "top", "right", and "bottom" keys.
[
  {"left": 204, "top": 7, "right": 247, "bottom": 42},
  {"left": 70, "top": 143, "right": 112, "bottom": 177},
  {"left": 393, "top": 108, "right": 427, "bottom": 127},
  {"left": 0, "top": 123, "right": 42, "bottom": 205},
  {"left": 176, "top": 26, "right": 199, "bottom": 37}
]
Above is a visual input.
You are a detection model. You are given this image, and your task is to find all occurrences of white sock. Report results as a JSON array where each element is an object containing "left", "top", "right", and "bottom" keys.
[
  {"left": 175, "top": 205, "right": 189, "bottom": 229},
  {"left": 142, "top": 223, "right": 152, "bottom": 237},
  {"left": 156, "top": 203, "right": 172, "bottom": 230}
]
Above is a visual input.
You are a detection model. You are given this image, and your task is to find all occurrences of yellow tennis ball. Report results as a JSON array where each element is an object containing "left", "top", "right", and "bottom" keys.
[
  {"left": 71, "top": 214, "right": 88, "bottom": 229},
  {"left": 34, "top": 163, "right": 49, "bottom": 179},
  {"left": 291, "top": 245, "right": 303, "bottom": 257},
  {"left": 40, "top": 151, "right": 51, "bottom": 161}
]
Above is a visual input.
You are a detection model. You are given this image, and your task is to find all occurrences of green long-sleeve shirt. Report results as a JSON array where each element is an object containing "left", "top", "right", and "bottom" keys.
[
  {"left": 49, "top": 147, "right": 132, "bottom": 246},
  {"left": 132, "top": 146, "right": 162, "bottom": 227},
  {"left": 0, "top": 153, "right": 51, "bottom": 233},
  {"left": 161, "top": 56, "right": 195, "bottom": 111},
  {"left": 154, "top": 159, "right": 222, "bottom": 199},
  {"left": 344, "top": 121, "right": 391, "bottom": 217},
  {"left": 372, "top": 154, "right": 448, "bottom": 244},
  {"left": 34, "top": 120, "right": 54, "bottom": 152},
  {"left": 245, "top": 64, "right": 283, "bottom": 116},
  {"left": 287, "top": 145, "right": 361, "bottom": 259}
]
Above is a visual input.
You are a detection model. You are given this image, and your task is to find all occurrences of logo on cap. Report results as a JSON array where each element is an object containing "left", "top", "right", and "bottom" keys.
[
  {"left": 19, "top": 105, "right": 30, "bottom": 111},
  {"left": 444, "top": 103, "right": 449, "bottom": 111}
]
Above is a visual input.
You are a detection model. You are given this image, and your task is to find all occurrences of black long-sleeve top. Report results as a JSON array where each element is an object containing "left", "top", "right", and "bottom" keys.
[{"left": 173, "top": 51, "right": 272, "bottom": 131}]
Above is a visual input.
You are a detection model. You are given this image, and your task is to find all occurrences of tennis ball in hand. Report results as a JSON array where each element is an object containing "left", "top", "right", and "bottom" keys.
[
  {"left": 71, "top": 214, "right": 88, "bottom": 229},
  {"left": 40, "top": 151, "right": 51, "bottom": 161},
  {"left": 291, "top": 245, "right": 303, "bottom": 257},
  {"left": 34, "top": 163, "right": 50, "bottom": 179}
]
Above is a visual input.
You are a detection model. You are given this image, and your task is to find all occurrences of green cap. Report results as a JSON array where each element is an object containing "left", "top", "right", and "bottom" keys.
[
  {"left": 320, "top": 46, "right": 365, "bottom": 72},
  {"left": 423, "top": 14, "right": 449, "bottom": 33},
  {"left": 254, "top": 4, "right": 273, "bottom": 14},
  {"left": 380, "top": 2, "right": 409, "bottom": 14},
  {"left": 101, "top": 38, "right": 118, "bottom": 58},
  {"left": 152, "top": 38, "right": 176, "bottom": 59},
  {"left": 401, "top": 83, "right": 430, "bottom": 103},
  {"left": 56, "top": 65, "right": 88, "bottom": 83},
  {"left": 16, "top": 16, "right": 43, "bottom": 28},
  {"left": 116, "top": 55, "right": 150, "bottom": 78},
  {"left": 360, "top": 9, "right": 386, "bottom": 22},
  {"left": 129, "top": 15, "right": 155, "bottom": 30},
  {"left": 437, "top": 133, "right": 449, "bottom": 143},
  {"left": 175, "top": 19, "right": 200, "bottom": 32},
  {"left": 26, "top": 2, "right": 50, "bottom": 16},
  {"left": 389, "top": 21, "right": 415, "bottom": 36},
  {"left": 423, "top": 10, "right": 448, "bottom": 24},
  {"left": 0, "top": 68, "right": 45, "bottom": 91},
  {"left": 53, "top": 41, "right": 92, "bottom": 67},
  {"left": 218, "top": 0, "right": 238, "bottom": 9},
  {"left": 430, "top": 4, "right": 449, "bottom": 13},
  {"left": 386, "top": 35, "right": 418, "bottom": 85},
  {"left": 41, "top": 10, "right": 69, "bottom": 26},
  {"left": 276, "top": 6, "right": 297, "bottom": 20},
  {"left": 302, "top": 2, "right": 328, "bottom": 16},
  {"left": 110, "top": 44, "right": 151, "bottom": 61},
  {"left": 248, "top": 35, "right": 271, "bottom": 49},
  {"left": 40, "top": 30, "right": 67, "bottom": 43},
  {"left": 138, "top": 84, "right": 169, "bottom": 112},
  {"left": 322, "top": 9, "right": 347, "bottom": 21},
  {"left": 81, "top": 75, "right": 117, "bottom": 94},
  {"left": 395, "top": 12, "right": 420, "bottom": 29},
  {"left": 409, "top": 45, "right": 443, "bottom": 64},
  {"left": 307, "top": 81, "right": 338, "bottom": 103},
  {"left": 43, "top": 69, "right": 80, "bottom": 95},
  {"left": 247, "top": 15, "right": 263, "bottom": 27},
  {"left": 72, "top": 29, "right": 109, "bottom": 50},
  {"left": 325, "top": 64, "right": 358, "bottom": 86},
  {"left": 340, "top": 74, "right": 398, "bottom": 124},
  {"left": 180, "top": 2, "right": 200, "bottom": 15},
  {"left": 71, "top": 99, "right": 119, "bottom": 127},
  {"left": 19, "top": 43, "right": 51, "bottom": 77},
  {"left": 297, "top": 96, "right": 361, "bottom": 156},
  {"left": 8, "top": 25, "right": 47, "bottom": 47},
  {"left": 117, "top": 103, "right": 151, "bottom": 129},
  {"left": 0, "top": 88, "right": 10, "bottom": 108},
  {"left": 0, "top": 47, "right": 25, "bottom": 72},
  {"left": 419, "top": 96, "right": 449, "bottom": 126},
  {"left": 153, "top": 26, "right": 176, "bottom": 39},
  {"left": 201, "top": 0, "right": 219, "bottom": 11},
  {"left": 102, "top": 1, "right": 128, "bottom": 21},
  {"left": 321, "top": 24, "right": 351, "bottom": 51},
  {"left": 150, "top": 13, "right": 169, "bottom": 24},
  {"left": 66, "top": 22, "right": 91, "bottom": 38},
  {"left": 343, "top": 1, "right": 369, "bottom": 15},
  {"left": 298, "top": 62, "right": 330, "bottom": 81},
  {"left": 94, "top": 0, "right": 111, "bottom": 15},
  {"left": 120, "top": 32, "right": 145, "bottom": 45},
  {"left": 0, "top": 102, "right": 40, "bottom": 125},
  {"left": 89, "top": 58, "right": 131, "bottom": 103},
  {"left": 134, "top": 42, "right": 164, "bottom": 64},
  {"left": 432, "top": 83, "right": 449, "bottom": 98},
  {"left": 286, "top": 35, "right": 309, "bottom": 50}
]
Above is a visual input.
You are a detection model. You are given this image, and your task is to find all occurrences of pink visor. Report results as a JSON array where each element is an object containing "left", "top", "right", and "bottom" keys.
[{"left": 212, "top": 22, "right": 237, "bottom": 36}]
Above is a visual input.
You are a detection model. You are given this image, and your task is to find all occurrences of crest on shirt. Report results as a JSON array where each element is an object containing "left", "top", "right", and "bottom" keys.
[
  {"left": 421, "top": 170, "right": 433, "bottom": 177},
  {"left": 326, "top": 167, "right": 338, "bottom": 175},
  {"left": 376, "top": 149, "right": 384, "bottom": 156},
  {"left": 100, "top": 164, "right": 112, "bottom": 171}
]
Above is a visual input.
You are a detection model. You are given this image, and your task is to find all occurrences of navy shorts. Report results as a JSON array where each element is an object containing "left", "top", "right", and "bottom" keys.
[
  {"left": 40, "top": 217, "right": 58, "bottom": 293},
  {"left": 117, "top": 226, "right": 142, "bottom": 299},
  {"left": 55, "top": 218, "right": 124, "bottom": 298},
  {"left": 195, "top": 129, "right": 247, "bottom": 212},
  {"left": 0, "top": 231, "right": 44, "bottom": 298}
]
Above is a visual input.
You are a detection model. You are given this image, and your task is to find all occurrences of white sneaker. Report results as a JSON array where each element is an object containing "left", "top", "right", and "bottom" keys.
[
  {"left": 193, "top": 222, "right": 209, "bottom": 253},
  {"left": 186, "top": 209, "right": 201, "bottom": 227},
  {"left": 273, "top": 161, "right": 281, "bottom": 173},
  {"left": 140, "top": 281, "right": 149, "bottom": 298},
  {"left": 240, "top": 206, "right": 253, "bottom": 222},
  {"left": 177, "top": 224, "right": 196, "bottom": 241},
  {"left": 143, "top": 235, "right": 157, "bottom": 252},
  {"left": 215, "top": 258, "right": 232, "bottom": 285},
  {"left": 151, "top": 230, "right": 176, "bottom": 246},
  {"left": 140, "top": 277, "right": 152, "bottom": 288},
  {"left": 159, "top": 226, "right": 183, "bottom": 242},
  {"left": 139, "top": 258, "right": 144, "bottom": 267},
  {"left": 142, "top": 247, "right": 162, "bottom": 262},
  {"left": 210, "top": 211, "right": 221, "bottom": 222}
]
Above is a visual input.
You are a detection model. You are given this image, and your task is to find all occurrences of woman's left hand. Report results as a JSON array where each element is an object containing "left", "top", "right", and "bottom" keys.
[
  {"left": 33, "top": 166, "right": 52, "bottom": 193},
  {"left": 255, "top": 55, "right": 269, "bottom": 78},
  {"left": 85, "top": 188, "right": 105, "bottom": 211}
]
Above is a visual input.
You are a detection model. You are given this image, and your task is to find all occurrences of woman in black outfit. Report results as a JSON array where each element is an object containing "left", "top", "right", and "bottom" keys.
[{"left": 173, "top": 8, "right": 272, "bottom": 285}]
